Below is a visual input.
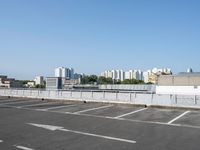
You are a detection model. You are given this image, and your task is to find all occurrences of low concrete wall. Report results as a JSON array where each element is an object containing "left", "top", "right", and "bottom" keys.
[{"left": 0, "top": 88, "right": 200, "bottom": 109}]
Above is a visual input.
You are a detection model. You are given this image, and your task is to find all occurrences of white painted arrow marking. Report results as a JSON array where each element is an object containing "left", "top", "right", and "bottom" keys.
[
  {"left": 28, "top": 123, "right": 136, "bottom": 144},
  {"left": 28, "top": 123, "right": 63, "bottom": 131},
  {"left": 14, "top": 145, "right": 34, "bottom": 150}
]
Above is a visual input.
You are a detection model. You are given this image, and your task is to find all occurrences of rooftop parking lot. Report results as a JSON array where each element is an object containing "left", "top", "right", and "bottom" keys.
[{"left": 0, "top": 96, "right": 200, "bottom": 150}]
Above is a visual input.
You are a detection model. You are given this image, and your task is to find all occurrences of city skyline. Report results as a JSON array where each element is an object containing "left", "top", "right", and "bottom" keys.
[{"left": 0, "top": 0, "right": 200, "bottom": 79}]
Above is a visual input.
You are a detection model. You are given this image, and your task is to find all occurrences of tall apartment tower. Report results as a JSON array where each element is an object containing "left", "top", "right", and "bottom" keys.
[{"left": 55, "top": 67, "right": 74, "bottom": 79}]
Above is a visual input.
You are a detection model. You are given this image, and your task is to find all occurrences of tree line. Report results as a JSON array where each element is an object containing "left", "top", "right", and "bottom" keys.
[{"left": 81, "top": 75, "right": 148, "bottom": 84}]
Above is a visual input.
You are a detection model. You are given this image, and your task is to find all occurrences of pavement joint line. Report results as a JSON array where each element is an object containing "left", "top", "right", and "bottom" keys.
[
  {"left": 38, "top": 104, "right": 77, "bottom": 111},
  {"left": 28, "top": 123, "right": 136, "bottom": 144},
  {"left": 167, "top": 111, "right": 191, "bottom": 124},
  {"left": 0, "top": 99, "right": 21, "bottom": 103},
  {"left": 73, "top": 105, "right": 113, "bottom": 114},
  {"left": 0, "top": 100, "right": 40, "bottom": 106},
  {"left": 114, "top": 108, "right": 148, "bottom": 118},
  {"left": 17, "top": 102, "right": 58, "bottom": 108},
  {"left": 14, "top": 145, "right": 34, "bottom": 150}
]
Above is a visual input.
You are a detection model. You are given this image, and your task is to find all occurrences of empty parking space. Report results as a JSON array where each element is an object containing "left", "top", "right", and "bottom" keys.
[
  {"left": 52, "top": 102, "right": 108, "bottom": 113},
  {"left": 173, "top": 111, "right": 200, "bottom": 127},
  {"left": 82, "top": 105, "right": 143, "bottom": 118},
  {"left": 25, "top": 102, "right": 66, "bottom": 110},
  {"left": 122, "top": 108, "right": 185, "bottom": 123},
  {"left": 4, "top": 100, "right": 45, "bottom": 107}
]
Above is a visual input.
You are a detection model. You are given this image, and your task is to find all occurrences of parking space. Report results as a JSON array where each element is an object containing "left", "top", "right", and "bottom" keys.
[
  {"left": 173, "top": 111, "right": 200, "bottom": 127},
  {"left": 3, "top": 100, "right": 44, "bottom": 107},
  {"left": 122, "top": 108, "right": 185, "bottom": 123},
  {"left": 82, "top": 105, "right": 143, "bottom": 118},
  {"left": 24, "top": 102, "right": 64, "bottom": 109},
  {"left": 52, "top": 102, "right": 109, "bottom": 113}
]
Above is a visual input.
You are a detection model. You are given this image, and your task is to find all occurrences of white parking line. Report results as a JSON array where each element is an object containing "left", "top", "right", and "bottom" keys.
[
  {"left": 0, "top": 140, "right": 3, "bottom": 143},
  {"left": 14, "top": 145, "right": 34, "bottom": 150},
  {"left": 73, "top": 105, "right": 113, "bottom": 114},
  {"left": 167, "top": 111, "right": 190, "bottom": 124},
  {"left": 17, "top": 102, "right": 57, "bottom": 108},
  {"left": 40, "top": 104, "right": 77, "bottom": 111},
  {"left": 114, "top": 108, "right": 148, "bottom": 118}
]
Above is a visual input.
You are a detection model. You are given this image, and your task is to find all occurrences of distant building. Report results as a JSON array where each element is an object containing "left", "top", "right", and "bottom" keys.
[
  {"left": 124, "top": 70, "right": 143, "bottom": 80},
  {"left": 34, "top": 76, "right": 44, "bottom": 85},
  {"left": 101, "top": 70, "right": 124, "bottom": 81},
  {"left": 46, "top": 77, "right": 62, "bottom": 89},
  {"left": 26, "top": 81, "right": 35, "bottom": 88},
  {"left": 158, "top": 72, "right": 200, "bottom": 86},
  {"left": 55, "top": 67, "right": 74, "bottom": 79},
  {"left": 0, "top": 75, "right": 20, "bottom": 88},
  {"left": 157, "top": 72, "right": 200, "bottom": 95},
  {"left": 101, "top": 68, "right": 171, "bottom": 84},
  {"left": 143, "top": 68, "right": 172, "bottom": 84}
]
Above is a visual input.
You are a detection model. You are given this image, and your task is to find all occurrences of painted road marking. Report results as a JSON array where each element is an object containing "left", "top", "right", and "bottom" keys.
[
  {"left": 14, "top": 145, "right": 34, "bottom": 150},
  {"left": 28, "top": 123, "right": 136, "bottom": 144},
  {"left": 114, "top": 108, "right": 148, "bottom": 118},
  {"left": 40, "top": 104, "right": 77, "bottom": 111},
  {"left": 73, "top": 105, "right": 113, "bottom": 114},
  {"left": 167, "top": 111, "right": 190, "bottom": 124},
  {"left": 17, "top": 102, "right": 57, "bottom": 108},
  {"left": 0, "top": 140, "right": 3, "bottom": 143}
]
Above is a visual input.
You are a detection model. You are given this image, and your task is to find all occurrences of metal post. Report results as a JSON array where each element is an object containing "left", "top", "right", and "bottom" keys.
[
  {"left": 103, "top": 91, "right": 105, "bottom": 99},
  {"left": 175, "top": 94, "right": 177, "bottom": 104},
  {"left": 91, "top": 91, "right": 93, "bottom": 98},
  {"left": 194, "top": 95, "right": 197, "bottom": 105},
  {"left": 70, "top": 90, "right": 72, "bottom": 98}
]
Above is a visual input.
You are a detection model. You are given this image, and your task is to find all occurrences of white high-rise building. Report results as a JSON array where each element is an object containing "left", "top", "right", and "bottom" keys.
[
  {"left": 34, "top": 76, "right": 44, "bottom": 85},
  {"left": 55, "top": 67, "right": 62, "bottom": 77},
  {"left": 125, "top": 70, "right": 131, "bottom": 80},
  {"left": 101, "top": 70, "right": 125, "bottom": 81},
  {"left": 55, "top": 67, "right": 74, "bottom": 79}
]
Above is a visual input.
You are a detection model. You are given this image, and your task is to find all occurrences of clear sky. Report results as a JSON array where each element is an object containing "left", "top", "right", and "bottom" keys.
[{"left": 0, "top": 0, "right": 200, "bottom": 79}]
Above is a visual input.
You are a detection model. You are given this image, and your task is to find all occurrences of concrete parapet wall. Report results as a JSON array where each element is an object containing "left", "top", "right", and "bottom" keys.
[{"left": 0, "top": 88, "right": 200, "bottom": 109}]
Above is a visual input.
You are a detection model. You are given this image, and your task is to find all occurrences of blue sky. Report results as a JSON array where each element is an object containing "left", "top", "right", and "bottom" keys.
[{"left": 0, "top": 0, "right": 200, "bottom": 79}]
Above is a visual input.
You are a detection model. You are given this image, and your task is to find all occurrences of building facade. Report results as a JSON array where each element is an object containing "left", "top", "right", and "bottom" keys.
[
  {"left": 34, "top": 76, "right": 44, "bottom": 85},
  {"left": 46, "top": 77, "right": 62, "bottom": 89},
  {"left": 55, "top": 67, "right": 74, "bottom": 79}
]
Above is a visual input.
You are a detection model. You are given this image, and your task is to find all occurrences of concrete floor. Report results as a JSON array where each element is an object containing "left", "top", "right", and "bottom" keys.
[{"left": 0, "top": 97, "right": 200, "bottom": 150}]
